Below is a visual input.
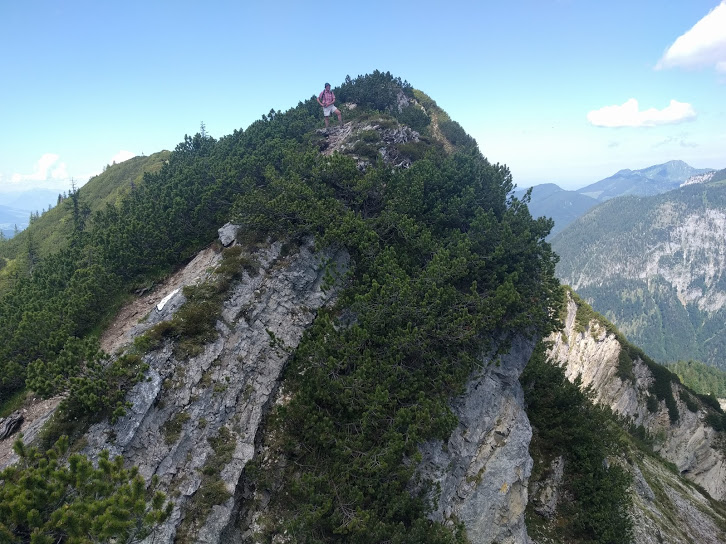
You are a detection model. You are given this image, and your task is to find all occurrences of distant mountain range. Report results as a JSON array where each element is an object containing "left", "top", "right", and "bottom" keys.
[
  {"left": 517, "top": 160, "right": 717, "bottom": 236},
  {"left": 512, "top": 184, "right": 598, "bottom": 237},
  {"left": 0, "top": 188, "right": 63, "bottom": 213},
  {"left": 0, "top": 189, "right": 62, "bottom": 238},
  {"left": 577, "top": 160, "right": 713, "bottom": 201},
  {"left": 551, "top": 176, "right": 726, "bottom": 368},
  {"left": 0, "top": 205, "right": 30, "bottom": 239}
]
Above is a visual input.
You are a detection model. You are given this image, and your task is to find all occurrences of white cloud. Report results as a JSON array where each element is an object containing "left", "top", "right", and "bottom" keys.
[
  {"left": 110, "top": 150, "right": 135, "bottom": 164},
  {"left": 587, "top": 98, "right": 697, "bottom": 128},
  {"left": 10, "top": 153, "right": 69, "bottom": 184},
  {"left": 656, "top": 1, "right": 726, "bottom": 73}
]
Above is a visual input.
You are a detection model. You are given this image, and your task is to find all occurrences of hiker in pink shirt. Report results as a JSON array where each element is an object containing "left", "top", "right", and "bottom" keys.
[{"left": 317, "top": 82, "right": 342, "bottom": 128}]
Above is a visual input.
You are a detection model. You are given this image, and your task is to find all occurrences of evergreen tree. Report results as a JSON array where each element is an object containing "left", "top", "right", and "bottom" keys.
[
  {"left": 0, "top": 436, "right": 172, "bottom": 543},
  {"left": 522, "top": 342, "right": 633, "bottom": 543},
  {"left": 25, "top": 230, "right": 38, "bottom": 275}
]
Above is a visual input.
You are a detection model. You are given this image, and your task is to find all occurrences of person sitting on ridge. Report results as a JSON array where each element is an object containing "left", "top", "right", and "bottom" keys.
[{"left": 317, "top": 82, "right": 342, "bottom": 128}]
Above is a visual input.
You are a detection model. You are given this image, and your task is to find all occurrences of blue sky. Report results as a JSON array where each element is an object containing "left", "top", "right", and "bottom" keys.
[{"left": 1, "top": 0, "right": 724, "bottom": 199}]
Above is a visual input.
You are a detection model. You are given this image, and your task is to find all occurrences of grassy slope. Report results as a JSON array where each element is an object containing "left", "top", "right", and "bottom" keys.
[{"left": 0, "top": 151, "right": 169, "bottom": 293}]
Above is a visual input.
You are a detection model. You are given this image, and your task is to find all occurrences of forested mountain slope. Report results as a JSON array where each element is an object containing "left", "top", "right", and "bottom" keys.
[
  {"left": 0, "top": 72, "right": 561, "bottom": 543},
  {"left": 552, "top": 181, "right": 726, "bottom": 367},
  {"left": 0, "top": 151, "right": 170, "bottom": 292}
]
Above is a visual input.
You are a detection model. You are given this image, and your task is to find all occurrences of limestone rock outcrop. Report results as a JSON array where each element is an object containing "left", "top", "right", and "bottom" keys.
[
  {"left": 547, "top": 293, "right": 726, "bottom": 501},
  {"left": 82, "top": 228, "right": 349, "bottom": 543},
  {"left": 0, "top": 412, "right": 23, "bottom": 440},
  {"left": 419, "top": 336, "right": 536, "bottom": 544}
]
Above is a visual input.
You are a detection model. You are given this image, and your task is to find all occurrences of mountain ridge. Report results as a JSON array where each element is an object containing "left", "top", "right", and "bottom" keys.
[
  {"left": 516, "top": 159, "right": 717, "bottom": 236},
  {"left": 576, "top": 159, "right": 713, "bottom": 201},
  {"left": 0, "top": 72, "right": 563, "bottom": 543},
  {"left": 1, "top": 71, "right": 722, "bottom": 543},
  {"left": 552, "top": 180, "right": 726, "bottom": 367}
]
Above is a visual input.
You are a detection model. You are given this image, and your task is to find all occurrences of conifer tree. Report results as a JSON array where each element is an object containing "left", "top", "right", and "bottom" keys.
[{"left": 0, "top": 436, "right": 172, "bottom": 543}]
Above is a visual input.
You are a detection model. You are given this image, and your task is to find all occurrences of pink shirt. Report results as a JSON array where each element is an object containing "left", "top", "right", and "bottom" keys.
[{"left": 319, "top": 89, "right": 335, "bottom": 107}]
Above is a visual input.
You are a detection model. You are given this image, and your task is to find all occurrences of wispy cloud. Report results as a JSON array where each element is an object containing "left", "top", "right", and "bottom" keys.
[
  {"left": 656, "top": 1, "right": 726, "bottom": 73},
  {"left": 587, "top": 98, "right": 696, "bottom": 128},
  {"left": 654, "top": 134, "right": 699, "bottom": 148},
  {"left": 10, "top": 154, "right": 69, "bottom": 184}
]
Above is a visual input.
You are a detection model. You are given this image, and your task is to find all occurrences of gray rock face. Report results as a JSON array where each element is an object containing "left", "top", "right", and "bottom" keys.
[
  {"left": 0, "top": 397, "right": 61, "bottom": 470},
  {"left": 418, "top": 336, "right": 536, "bottom": 544},
  {"left": 319, "top": 119, "right": 421, "bottom": 169},
  {"left": 529, "top": 456, "right": 564, "bottom": 520},
  {"left": 218, "top": 223, "right": 239, "bottom": 247},
  {"left": 82, "top": 232, "right": 349, "bottom": 543},
  {"left": 0, "top": 411, "right": 24, "bottom": 440},
  {"left": 630, "top": 455, "right": 726, "bottom": 544},
  {"left": 547, "top": 293, "right": 726, "bottom": 501}
]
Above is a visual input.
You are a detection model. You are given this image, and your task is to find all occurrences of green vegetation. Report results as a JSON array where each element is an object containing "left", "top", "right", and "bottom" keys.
[
  {"left": 0, "top": 72, "right": 560, "bottom": 540},
  {"left": 646, "top": 358, "right": 680, "bottom": 423},
  {"left": 567, "top": 287, "right": 680, "bottom": 422},
  {"left": 25, "top": 339, "right": 148, "bottom": 423},
  {"left": 0, "top": 436, "right": 172, "bottom": 543},
  {"left": 176, "top": 426, "right": 236, "bottom": 543},
  {"left": 0, "top": 389, "right": 27, "bottom": 418},
  {"left": 133, "top": 245, "right": 249, "bottom": 359},
  {"left": 708, "top": 167, "right": 726, "bottom": 185},
  {"left": 679, "top": 389, "right": 700, "bottom": 413},
  {"left": 337, "top": 71, "right": 414, "bottom": 114},
  {"left": 162, "top": 411, "right": 191, "bottom": 444},
  {"left": 0, "top": 152, "right": 169, "bottom": 268},
  {"left": 667, "top": 359, "right": 726, "bottom": 398},
  {"left": 522, "top": 342, "right": 633, "bottom": 544},
  {"left": 232, "top": 93, "right": 560, "bottom": 538}
]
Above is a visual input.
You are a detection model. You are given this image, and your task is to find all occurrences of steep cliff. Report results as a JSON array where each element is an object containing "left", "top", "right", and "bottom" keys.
[
  {"left": 231, "top": 337, "right": 538, "bottom": 544},
  {"left": 552, "top": 182, "right": 726, "bottom": 366},
  {"left": 418, "top": 336, "right": 536, "bottom": 544},
  {"left": 80, "top": 227, "right": 349, "bottom": 543},
  {"left": 543, "top": 290, "right": 726, "bottom": 541},
  {"left": 549, "top": 291, "right": 726, "bottom": 498}
]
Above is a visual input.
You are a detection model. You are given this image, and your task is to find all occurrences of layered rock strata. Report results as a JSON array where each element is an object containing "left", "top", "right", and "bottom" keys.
[
  {"left": 547, "top": 293, "right": 726, "bottom": 501},
  {"left": 419, "top": 336, "right": 536, "bottom": 544},
  {"left": 82, "top": 228, "right": 349, "bottom": 543}
]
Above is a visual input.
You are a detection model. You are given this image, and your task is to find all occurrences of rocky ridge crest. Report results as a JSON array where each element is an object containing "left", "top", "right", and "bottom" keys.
[
  {"left": 544, "top": 292, "right": 726, "bottom": 542},
  {"left": 68, "top": 223, "right": 538, "bottom": 543},
  {"left": 548, "top": 293, "right": 726, "bottom": 499},
  {"left": 81, "top": 227, "right": 348, "bottom": 543}
]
